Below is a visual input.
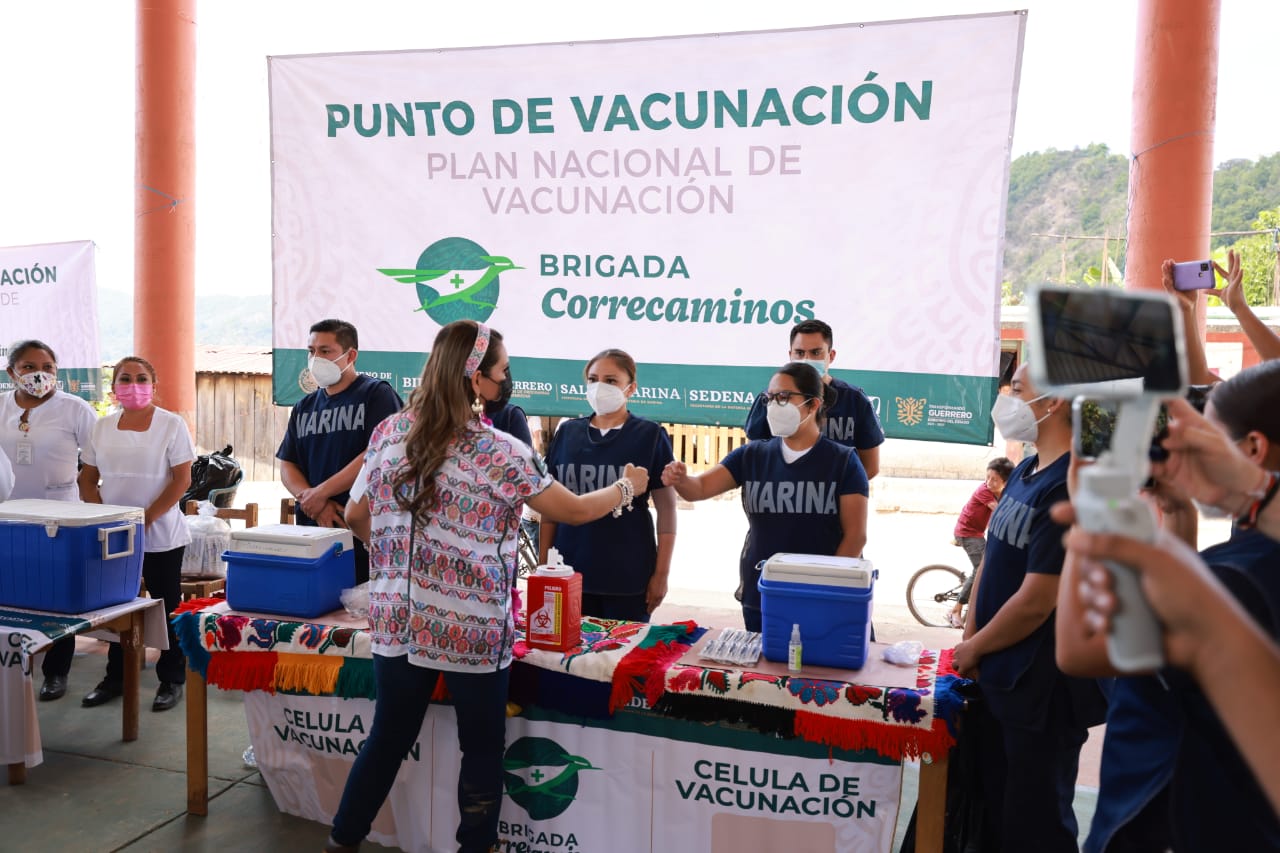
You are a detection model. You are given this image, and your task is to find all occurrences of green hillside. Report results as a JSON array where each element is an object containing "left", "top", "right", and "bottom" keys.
[{"left": 1003, "top": 146, "right": 1280, "bottom": 301}]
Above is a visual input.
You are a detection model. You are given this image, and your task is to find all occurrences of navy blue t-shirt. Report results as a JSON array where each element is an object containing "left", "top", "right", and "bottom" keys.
[
  {"left": 744, "top": 376, "right": 885, "bottom": 450},
  {"left": 545, "top": 415, "right": 674, "bottom": 596},
  {"left": 1169, "top": 529, "right": 1280, "bottom": 849},
  {"left": 973, "top": 452, "right": 1070, "bottom": 691},
  {"left": 721, "top": 437, "right": 869, "bottom": 611},
  {"left": 488, "top": 404, "right": 533, "bottom": 448},
  {"left": 1088, "top": 528, "right": 1280, "bottom": 852},
  {"left": 276, "top": 373, "right": 403, "bottom": 525}
]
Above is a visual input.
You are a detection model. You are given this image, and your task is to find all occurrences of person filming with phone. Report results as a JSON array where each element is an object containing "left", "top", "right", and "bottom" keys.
[
  {"left": 1056, "top": 360, "right": 1280, "bottom": 851},
  {"left": 1167, "top": 249, "right": 1280, "bottom": 370}
]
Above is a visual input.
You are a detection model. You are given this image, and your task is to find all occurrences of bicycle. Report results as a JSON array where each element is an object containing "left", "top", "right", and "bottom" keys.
[
  {"left": 906, "top": 563, "right": 969, "bottom": 628},
  {"left": 516, "top": 519, "right": 540, "bottom": 577}
]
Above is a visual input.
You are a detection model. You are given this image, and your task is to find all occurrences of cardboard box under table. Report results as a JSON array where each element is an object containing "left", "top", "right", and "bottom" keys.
[
  {"left": 0, "top": 499, "right": 145, "bottom": 614},
  {"left": 759, "top": 554, "right": 875, "bottom": 669},
  {"left": 223, "top": 524, "right": 354, "bottom": 618}
]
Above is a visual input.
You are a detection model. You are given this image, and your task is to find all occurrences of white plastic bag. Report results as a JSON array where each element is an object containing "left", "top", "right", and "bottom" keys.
[
  {"left": 340, "top": 582, "right": 370, "bottom": 619},
  {"left": 182, "top": 501, "right": 232, "bottom": 578},
  {"left": 882, "top": 640, "right": 924, "bottom": 667}
]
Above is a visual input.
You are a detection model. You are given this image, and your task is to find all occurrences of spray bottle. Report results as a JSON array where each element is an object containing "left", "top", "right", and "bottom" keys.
[{"left": 788, "top": 623, "right": 803, "bottom": 673}]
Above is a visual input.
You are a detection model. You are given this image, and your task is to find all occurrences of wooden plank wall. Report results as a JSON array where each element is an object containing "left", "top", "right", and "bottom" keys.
[
  {"left": 193, "top": 375, "right": 747, "bottom": 481},
  {"left": 194, "top": 374, "right": 291, "bottom": 482},
  {"left": 664, "top": 423, "right": 748, "bottom": 473}
]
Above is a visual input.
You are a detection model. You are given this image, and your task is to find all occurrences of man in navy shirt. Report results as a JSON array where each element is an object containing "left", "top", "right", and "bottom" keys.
[
  {"left": 743, "top": 319, "right": 884, "bottom": 478},
  {"left": 954, "top": 364, "right": 1105, "bottom": 852},
  {"left": 277, "top": 319, "right": 403, "bottom": 585}
]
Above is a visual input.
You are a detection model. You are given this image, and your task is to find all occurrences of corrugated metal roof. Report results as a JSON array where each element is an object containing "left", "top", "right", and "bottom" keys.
[{"left": 194, "top": 345, "right": 273, "bottom": 375}]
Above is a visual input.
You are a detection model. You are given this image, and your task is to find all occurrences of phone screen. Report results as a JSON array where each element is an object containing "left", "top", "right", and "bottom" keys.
[
  {"left": 1073, "top": 398, "right": 1117, "bottom": 460},
  {"left": 1037, "top": 288, "right": 1183, "bottom": 392},
  {"left": 1073, "top": 398, "right": 1170, "bottom": 461}
]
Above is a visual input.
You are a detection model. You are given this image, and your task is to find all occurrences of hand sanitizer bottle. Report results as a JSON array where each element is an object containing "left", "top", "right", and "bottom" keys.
[{"left": 788, "top": 623, "right": 803, "bottom": 673}]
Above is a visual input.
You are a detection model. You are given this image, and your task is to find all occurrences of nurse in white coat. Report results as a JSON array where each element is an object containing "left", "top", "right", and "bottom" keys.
[
  {"left": 2, "top": 339, "right": 98, "bottom": 701},
  {"left": 78, "top": 356, "right": 195, "bottom": 713}
]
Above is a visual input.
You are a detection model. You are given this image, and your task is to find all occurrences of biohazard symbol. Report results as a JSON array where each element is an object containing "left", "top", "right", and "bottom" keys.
[
  {"left": 896, "top": 396, "right": 926, "bottom": 426},
  {"left": 534, "top": 610, "right": 552, "bottom": 629}
]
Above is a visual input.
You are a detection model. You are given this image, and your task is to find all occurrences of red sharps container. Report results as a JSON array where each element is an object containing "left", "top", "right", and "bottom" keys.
[{"left": 526, "top": 548, "right": 582, "bottom": 652}]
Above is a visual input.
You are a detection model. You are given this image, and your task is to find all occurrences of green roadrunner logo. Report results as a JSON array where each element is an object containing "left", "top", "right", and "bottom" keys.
[
  {"left": 378, "top": 236, "right": 522, "bottom": 325},
  {"left": 502, "top": 736, "right": 599, "bottom": 820}
]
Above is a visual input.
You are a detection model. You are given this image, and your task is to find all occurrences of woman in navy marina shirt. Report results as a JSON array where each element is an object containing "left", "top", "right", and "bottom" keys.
[
  {"left": 662, "top": 361, "right": 869, "bottom": 631},
  {"left": 540, "top": 349, "right": 677, "bottom": 623}
]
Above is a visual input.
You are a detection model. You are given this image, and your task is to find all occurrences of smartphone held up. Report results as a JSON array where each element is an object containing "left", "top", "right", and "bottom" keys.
[{"left": 1171, "top": 260, "right": 1217, "bottom": 291}]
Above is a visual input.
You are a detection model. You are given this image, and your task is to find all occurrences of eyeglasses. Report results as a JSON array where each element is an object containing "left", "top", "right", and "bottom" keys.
[{"left": 762, "top": 391, "right": 811, "bottom": 405}]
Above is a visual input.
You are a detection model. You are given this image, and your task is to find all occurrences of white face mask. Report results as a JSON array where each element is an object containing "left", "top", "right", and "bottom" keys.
[
  {"left": 15, "top": 371, "right": 57, "bottom": 398},
  {"left": 586, "top": 382, "right": 627, "bottom": 416},
  {"left": 767, "top": 399, "right": 813, "bottom": 438},
  {"left": 307, "top": 351, "right": 350, "bottom": 389},
  {"left": 802, "top": 358, "right": 828, "bottom": 378},
  {"left": 991, "top": 393, "right": 1049, "bottom": 444}
]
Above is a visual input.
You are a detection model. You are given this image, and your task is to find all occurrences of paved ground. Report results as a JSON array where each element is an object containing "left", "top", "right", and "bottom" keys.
[{"left": 3, "top": 477, "right": 1232, "bottom": 851}]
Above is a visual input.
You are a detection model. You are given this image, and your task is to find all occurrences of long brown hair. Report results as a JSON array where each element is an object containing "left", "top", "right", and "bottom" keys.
[{"left": 393, "top": 320, "right": 504, "bottom": 520}]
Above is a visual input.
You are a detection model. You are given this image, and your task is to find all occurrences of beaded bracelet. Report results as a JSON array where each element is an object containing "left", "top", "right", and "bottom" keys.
[
  {"left": 1236, "top": 470, "right": 1280, "bottom": 531},
  {"left": 612, "top": 477, "right": 635, "bottom": 518}
]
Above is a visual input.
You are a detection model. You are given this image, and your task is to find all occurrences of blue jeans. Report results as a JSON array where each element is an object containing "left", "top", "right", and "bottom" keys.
[{"left": 331, "top": 654, "right": 511, "bottom": 852}]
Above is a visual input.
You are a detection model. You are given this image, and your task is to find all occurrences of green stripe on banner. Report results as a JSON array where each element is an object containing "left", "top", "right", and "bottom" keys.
[
  {"left": 516, "top": 702, "right": 899, "bottom": 766},
  {"left": 272, "top": 348, "right": 996, "bottom": 445},
  {"left": 0, "top": 609, "right": 91, "bottom": 641}
]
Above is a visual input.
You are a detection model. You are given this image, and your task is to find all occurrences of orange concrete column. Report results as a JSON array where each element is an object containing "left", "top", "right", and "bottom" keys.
[
  {"left": 135, "top": 0, "right": 196, "bottom": 430},
  {"left": 1125, "top": 0, "right": 1220, "bottom": 298}
]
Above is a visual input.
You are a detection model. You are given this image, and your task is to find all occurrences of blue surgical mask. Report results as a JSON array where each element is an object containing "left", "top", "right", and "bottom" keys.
[{"left": 802, "top": 358, "right": 828, "bottom": 378}]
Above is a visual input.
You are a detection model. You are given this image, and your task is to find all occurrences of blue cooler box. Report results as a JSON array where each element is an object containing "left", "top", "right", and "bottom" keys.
[
  {"left": 759, "top": 553, "right": 875, "bottom": 669},
  {"left": 0, "top": 499, "right": 145, "bottom": 613},
  {"left": 224, "top": 524, "right": 354, "bottom": 618}
]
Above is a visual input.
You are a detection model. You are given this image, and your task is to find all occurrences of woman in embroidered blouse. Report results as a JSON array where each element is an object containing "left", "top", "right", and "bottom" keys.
[{"left": 327, "top": 320, "right": 649, "bottom": 853}]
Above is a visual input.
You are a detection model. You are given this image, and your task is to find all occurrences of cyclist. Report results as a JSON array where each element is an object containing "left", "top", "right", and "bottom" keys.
[{"left": 948, "top": 457, "right": 1014, "bottom": 627}]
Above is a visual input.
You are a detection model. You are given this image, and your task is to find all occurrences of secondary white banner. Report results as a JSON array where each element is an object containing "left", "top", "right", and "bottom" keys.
[
  {"left": 0, "top": 240, "right": 101, "bottom": 400},
  {"left": 245, "top": 692, "right": 904, "bottom": 852},
  {"left": 269, "top": 13, "right": 1024, "bottom": 438}
]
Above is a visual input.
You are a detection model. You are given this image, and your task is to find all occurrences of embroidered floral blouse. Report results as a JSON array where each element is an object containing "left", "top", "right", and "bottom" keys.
[{"left": 355, "top": 411, "right": 551, "bottom": 672}]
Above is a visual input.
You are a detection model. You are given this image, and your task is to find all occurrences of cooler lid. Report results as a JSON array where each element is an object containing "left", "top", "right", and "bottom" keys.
[
  {"left": 761, "top": 553, "right": 875, "bottom": 588},
  {"left": 0, "top": 498, "right": 144, "bottom": 525},
  {"left": 230, "top": 524, "right": 352, "bottom": 545}
]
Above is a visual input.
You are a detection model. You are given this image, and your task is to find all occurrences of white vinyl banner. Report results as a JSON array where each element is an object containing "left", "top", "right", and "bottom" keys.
[
  {"left": 245, "top": 692, "right": 904, "bottom": 853},
  {"left": 269, "top": 13, "right": 1025, "bottom": 441},
  {"left": 0, "top": 240, "right": 101, "bottom": 400}
]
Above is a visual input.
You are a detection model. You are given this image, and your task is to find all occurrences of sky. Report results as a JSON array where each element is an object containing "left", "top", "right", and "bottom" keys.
[{"left": 2, "top": 1, "right": 1278, "bottom": 300}]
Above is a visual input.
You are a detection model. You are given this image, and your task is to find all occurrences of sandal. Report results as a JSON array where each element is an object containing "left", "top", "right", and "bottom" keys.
[{"left": 946, "top": 612, "right": 964, "bottom": 629}]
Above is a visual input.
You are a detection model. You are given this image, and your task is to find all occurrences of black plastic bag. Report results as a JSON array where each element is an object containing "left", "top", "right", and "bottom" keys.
[
  {"left": 182, "top": 444, "right": 243, "bottom": 508},
  {"left": 899, "top": 681, "right": 990, "bottom": 853}
]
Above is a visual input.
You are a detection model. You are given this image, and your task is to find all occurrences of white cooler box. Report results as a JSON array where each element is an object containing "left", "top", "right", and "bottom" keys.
[
  {"left": 0, "top": 499, "right": 145, "bottom": 613},
  {"left": 228, "top": 524, "right": 353, "bottom": 558},
  {"left": 223, "top": 525, "right": 355, "bottom": 618}
]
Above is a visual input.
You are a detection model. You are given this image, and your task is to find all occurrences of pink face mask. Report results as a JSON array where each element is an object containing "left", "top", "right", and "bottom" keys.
[{"left": 114, "top": 383, "right": 154, "bottom": 411}]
